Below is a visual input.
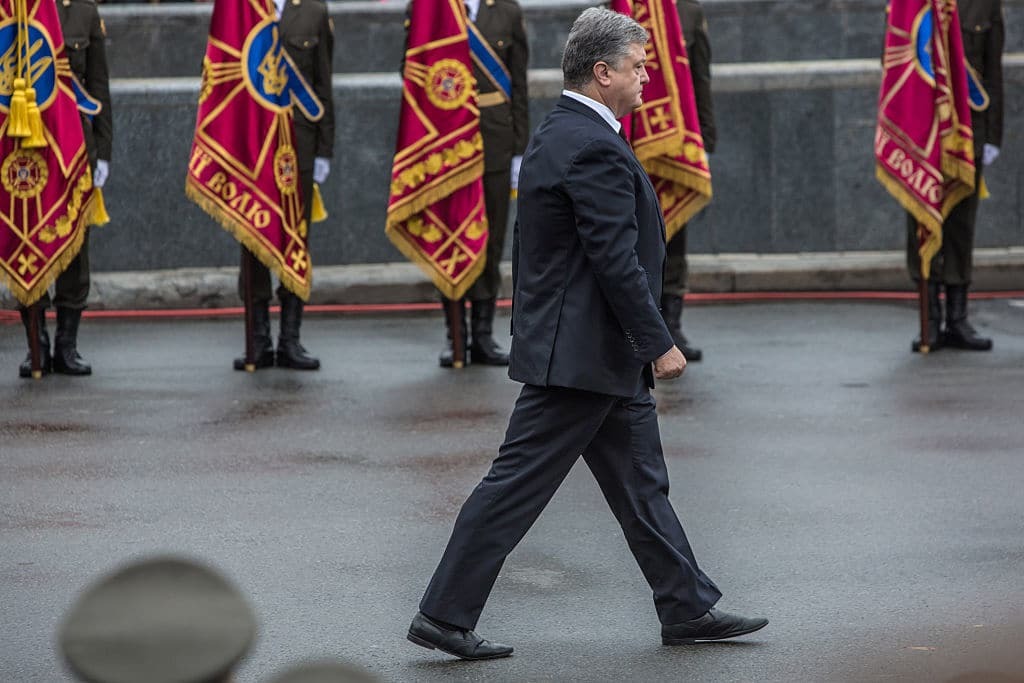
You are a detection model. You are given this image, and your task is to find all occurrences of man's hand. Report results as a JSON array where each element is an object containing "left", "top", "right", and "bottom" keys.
[
  {"left": 982, "top": 143, "right": 1000, "bottom": 166},
  {"left": 313, "top": 157, "right": 331, "bottom": 184},
  {"left": 654, "top": 345, "right": 686, "bottom": 380},
  {"left": 93, "top": 160, "right": 109, "bottom": 189}
]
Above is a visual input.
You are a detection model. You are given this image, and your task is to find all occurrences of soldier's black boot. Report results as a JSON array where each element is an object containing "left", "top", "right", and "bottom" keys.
[
  {"left": 944, "top": 284, "right": 992, "bottom": 351},
  {"left": 18, "top": 307, "right": 52, "bottom": 378},
  {"left": 439, "top": 298, "right": 468, "bottom": 368},
  {"left": 911, "top": 280, "right": 944, "bottom": 353},
  {"left": 234, "top": 300, "right": 275, "bottom": 370},
  {"left": 276, "top": 292, "right": 320, "bottom": 370},
  {"left": 52, "top": 308, "right": 91, "bottom": 375},
  {"left": 661, "top": 294, "right": 702, "bottom": 362},
  {"left": 470, "top": 298, "right": 508, "bottom": 366}
]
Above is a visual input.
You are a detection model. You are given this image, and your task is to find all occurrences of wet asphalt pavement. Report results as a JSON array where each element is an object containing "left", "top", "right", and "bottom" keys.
[{"left": 2, "top": 299, "right": 1024, "bottom": 682}]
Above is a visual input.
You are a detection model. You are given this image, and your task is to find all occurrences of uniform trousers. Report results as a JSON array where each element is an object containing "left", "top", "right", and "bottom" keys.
[
  {"left": 467, "top": 166, "right": 512, "bottom": 301},
  {"left": 663, "top": 227, "right": 689, "bottom": 297},
  {"left": 419, "top": 379, "right": 722, "bottom": 630}
]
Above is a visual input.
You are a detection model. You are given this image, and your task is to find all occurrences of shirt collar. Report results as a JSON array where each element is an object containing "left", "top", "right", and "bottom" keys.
[
  {"left": 465, "top": 0, "right": 481, "bottom": 22},
  {"left": 561, "top": 89, "right": 622, "bottom": 133},
  {"left": 274, "top": 0, "right": 287, "bottom": 19}
]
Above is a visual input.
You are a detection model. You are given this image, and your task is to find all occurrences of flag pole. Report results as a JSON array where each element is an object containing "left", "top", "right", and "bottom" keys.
[
  {"left": 917, "top": 222, "right": 930, "bottom": 354},
  {"left": 446, "top": 298, "right": 466, "bottom": 369},
  {"left": 28, "top": 303, "right": 43, "bottom": 379},
  {"left": 242, "top": 250, "right": 256, "bottom": 372}
]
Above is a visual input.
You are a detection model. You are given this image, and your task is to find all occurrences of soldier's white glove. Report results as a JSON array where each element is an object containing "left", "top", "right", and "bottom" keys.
[
  {"left": 93, "top": 159, "right": 109, "bottom": 189},
  {"left": 313, "top": 157, "right": 331, "bottom": 184},
  {"left": 510, "top": 155, "right": 523, "bottom": 191},
  {"left": 982, "top": 143, "right": 1000, "bottom": 166}
]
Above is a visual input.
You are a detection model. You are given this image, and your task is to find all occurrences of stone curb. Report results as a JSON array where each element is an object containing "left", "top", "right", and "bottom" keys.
[{"left": 4, "top": 249, "right": 1021, "bottom": 310}]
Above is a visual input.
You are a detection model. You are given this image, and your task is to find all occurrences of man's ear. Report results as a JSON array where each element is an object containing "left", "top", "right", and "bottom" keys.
[{"left": 592, "top": 61, "right": 612, "bottom": 87}]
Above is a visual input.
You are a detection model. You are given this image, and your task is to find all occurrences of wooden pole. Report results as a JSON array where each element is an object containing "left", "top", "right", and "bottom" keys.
[
  {"left": 27, "top": 303, "right": 42, "bottom": 379},
  {"left": 242, "top": 250, "right": 256, "bottom": 372},
  {"left": 445, "top": 298, "right": 466, "bottom": 369},
  {"left": 917, "top": 222, "right": 930, "bottom": 354}
]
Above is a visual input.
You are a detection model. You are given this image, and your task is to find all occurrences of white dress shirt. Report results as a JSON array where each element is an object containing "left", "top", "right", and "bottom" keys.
[
  {"left": 561, "top": 89, "right": 622, "bottom": 133},
  {"left": 274, "top": 0, "right": 286, "bottom": 19},
  {"left": 465, "top": 0, "right": 481, "bottom": 22}
]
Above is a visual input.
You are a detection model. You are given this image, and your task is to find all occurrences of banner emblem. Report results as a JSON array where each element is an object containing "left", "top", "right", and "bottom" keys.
[
  {"left": 426, "top": 59, "right": 473, "bottom": 110},
  {"left": 2, "top": 148, "right": 47, "bottom": 198},
  {"left": 0, "top": 20, "right": 56, "bottom": 111},
  {"left": 241, "top": 18, "right": 323, "bottom": 121}
]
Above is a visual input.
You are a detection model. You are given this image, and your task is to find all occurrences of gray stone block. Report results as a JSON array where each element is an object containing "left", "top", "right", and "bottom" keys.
[{"left": 94, "top": 1, "right": 1024, "bottom": 77}]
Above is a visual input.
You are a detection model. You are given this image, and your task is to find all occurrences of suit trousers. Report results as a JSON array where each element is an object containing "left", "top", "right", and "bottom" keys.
[
  {"left": 419, "top": 381, "right": 722, "bottom": 630},
  {"left": 239, "top": 167, "right": 314, "bottom": 302}
]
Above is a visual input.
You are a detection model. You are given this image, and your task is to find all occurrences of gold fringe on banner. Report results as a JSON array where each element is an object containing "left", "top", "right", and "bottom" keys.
[
  {"left": 311, "top": 183, "right": 328, "bottom": 223},
  {"left": 185, "top": 183, "right": 312, "bottom": 301},
  {"left": 89, "top": 187, "right": 111, "bottom": 225}
]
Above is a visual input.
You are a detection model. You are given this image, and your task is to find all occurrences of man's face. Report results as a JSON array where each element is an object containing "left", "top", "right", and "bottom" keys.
[{"left": 605, "top": 42, "right": 649, "bottom": 118}]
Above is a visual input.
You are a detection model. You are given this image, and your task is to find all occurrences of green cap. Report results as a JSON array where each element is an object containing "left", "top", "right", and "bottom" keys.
[
  {"left": 59, "top": 556, "right": 257, "bottom": 683},
  {"left": 268, "top": 660, "right": 380, "bottom": 683}
]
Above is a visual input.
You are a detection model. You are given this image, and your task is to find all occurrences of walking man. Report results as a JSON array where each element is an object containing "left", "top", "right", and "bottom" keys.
[{"left": 407, "top": 8, "right": 767, "bottom": 660}]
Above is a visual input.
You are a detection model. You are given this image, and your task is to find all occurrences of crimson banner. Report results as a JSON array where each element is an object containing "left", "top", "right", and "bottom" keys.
[
  {"left": 386, "top": 0, "right": 486, "bottom": 301},
  {"left": 875, "top": 0, "right": 975, "bottom": 279},
  {"left": 613, "top": 0, "right": 712, "bottom": 241},
  {"left": 0, "top": 0, "right": 96, "bottom": 306},
  {"left": 186, "top": 0, "right": 322, "bottom": 301}
]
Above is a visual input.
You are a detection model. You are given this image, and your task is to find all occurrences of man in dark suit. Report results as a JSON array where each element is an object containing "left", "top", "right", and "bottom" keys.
[
  {"left": 661, "top": 0, "right": 715, "bottom": 362},
  {"left": 17, "top": 0, "right": 112, "bottom": 378},
  {"left": 407, "top": 8, "right": 766, "bottom": 660},
  {"left": 906, "top": 0, "right": 1003, "bottom": 352},
  {"left": 235, "top": 0, "right": 335, "bottom": 371}
]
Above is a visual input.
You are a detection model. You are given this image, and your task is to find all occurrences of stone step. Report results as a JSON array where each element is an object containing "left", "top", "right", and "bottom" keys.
[
  {"left": 96, "top": 0, "right": 1024, "bottom": 77},
  {"left": 73, "top": 56, "right": 1024, "bottom": 275}
]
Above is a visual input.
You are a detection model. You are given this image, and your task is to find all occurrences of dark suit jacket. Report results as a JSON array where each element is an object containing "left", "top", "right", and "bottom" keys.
[
  {"left": 58, "top": 0, "right": 112, "bottom": 165},
  {"left": 678, "top": 0, "right": 716, "bottom": 153},
  {"left": 509, "top": 96, "right": 675, "bottom": 398},
  {"left": 279, "top": 0, "right": 336, "bottom": 167},
  {"left": 959, "top": 0, "right": 1003, "bottom": 147}
]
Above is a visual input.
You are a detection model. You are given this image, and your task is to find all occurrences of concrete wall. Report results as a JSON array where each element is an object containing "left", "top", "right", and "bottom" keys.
[
  {"left": 91, "top": 58, "right": 1024, "bottom": 272},
  {"left": 96, "top": 0, "right": 1024, "bottom": 76}
]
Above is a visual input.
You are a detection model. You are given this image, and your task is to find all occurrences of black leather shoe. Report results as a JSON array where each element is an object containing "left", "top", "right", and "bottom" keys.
[
  {"left": 661, "top": 608, "right": 768, "bottom": 645},
  {"left": 407, "top": 612, "right": 513, "bottom": 660},
  {"left": 944, "top": 284, "right": 992, "bottom": 351}
]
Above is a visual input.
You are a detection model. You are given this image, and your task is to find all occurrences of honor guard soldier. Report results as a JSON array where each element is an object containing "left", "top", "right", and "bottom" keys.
[
  {"left": 662, "top": 0, "right": 715, "bottom": 362},
  {"left": 907, "top": 0, "right": 1003, "bottom": 352},
  {"left": 17, "top": 0, "right": 111, "bottom": 378},
  {"left": 236, "top": 0, "right": 335, "bottom": 371},
  {"left": 413, "top": 0, "right": 529, "bottom": 368}
]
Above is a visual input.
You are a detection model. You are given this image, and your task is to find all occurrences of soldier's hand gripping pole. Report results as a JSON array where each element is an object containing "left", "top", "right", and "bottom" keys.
[
  {"left": 242, "top": 251, "right": 256, "bottom": 372},
  {"left": 28, "top": 303, "right": 42, "bottom": 379}
]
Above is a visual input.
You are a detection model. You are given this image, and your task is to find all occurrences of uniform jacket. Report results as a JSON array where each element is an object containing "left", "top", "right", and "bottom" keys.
[
  {"left": 509, "top": 96, "right": 675, "bottom": 398},
  {"left": 678, "top": 0, "right": 716, "bottom": 153},
  {"left": 959, "top": 0, "right": 1003, "bottom": 147},
  {"left": 279, "top": 0, "right": 336, "bottom": 168},
  {"left": 58, "top": 0, "right": 112, "bottom": 164},
  {"left": 470, "top": 0, "right": 530, "bottom": 172}
]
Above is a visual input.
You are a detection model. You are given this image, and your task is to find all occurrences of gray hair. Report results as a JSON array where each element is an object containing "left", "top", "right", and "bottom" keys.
[{"left": 561, "top": 7, "right": 648, "bottom": 90}]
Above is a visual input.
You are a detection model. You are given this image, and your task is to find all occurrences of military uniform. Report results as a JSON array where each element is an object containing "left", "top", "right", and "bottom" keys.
[
  {"left": 661, "top": 0, "right": 715, "bottom": 362},
  {"left": 237, "top": 0, "right": 335, "bottom": 371},
  {"left": 18, "top": 0, "right": 112, "bottom": 378},
  {"left": 421, "top": 0, "right": 529, "bottom": 367},
  {"left": 906, "top": 0, "right": 1003, "bottom": 351}
]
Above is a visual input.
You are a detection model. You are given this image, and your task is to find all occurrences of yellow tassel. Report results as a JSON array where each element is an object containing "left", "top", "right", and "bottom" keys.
[
  {"left": 510, "top": 188, "right": 518, "bottom": 200},
  {"left": 311, "top": 183, "right": 328, "bottom": 223},
  {"left": 90, "top": 188, "right": 111, "bottom": 226},
  {"left": 8, "top": 78, "right": 31, "bottom": 138},
  {"left": 978, "top": 176, "right": 990, "bottom": 200},
  {"left": 23, "top": 88, "right": 47, "bottom": 149}
]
